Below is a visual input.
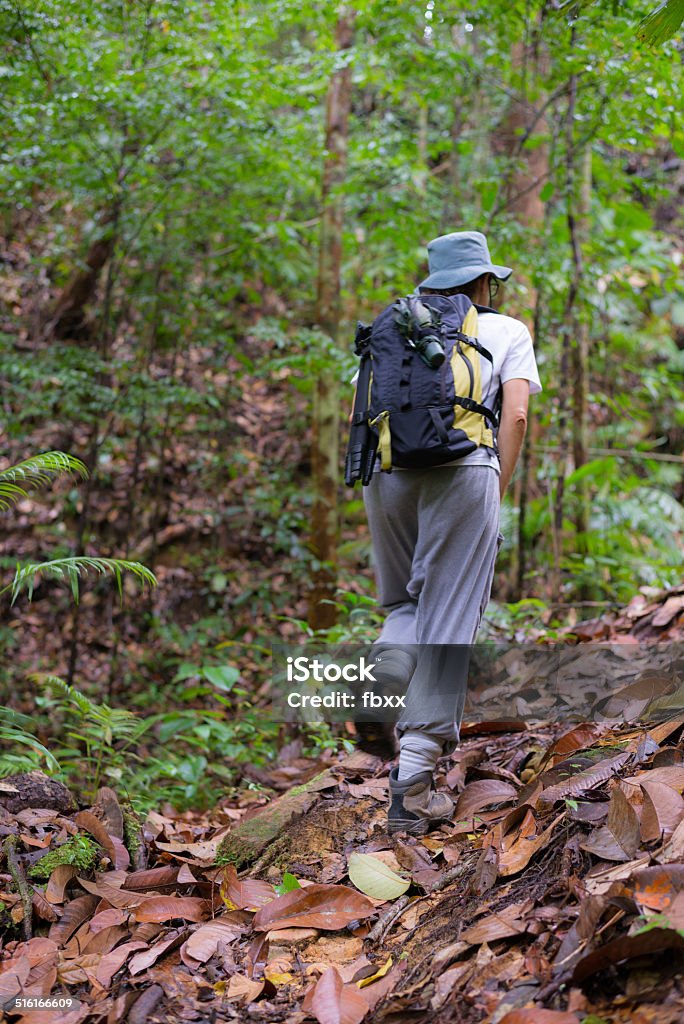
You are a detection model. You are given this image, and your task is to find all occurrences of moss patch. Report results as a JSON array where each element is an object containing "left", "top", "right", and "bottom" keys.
[{"left": 28, "top": 833, "right": 99, "bottom": 881}]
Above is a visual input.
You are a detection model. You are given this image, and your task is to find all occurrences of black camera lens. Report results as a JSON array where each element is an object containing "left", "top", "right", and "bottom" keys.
[{"left": 421, "top": 338, "right": 446, "bottom": 368}]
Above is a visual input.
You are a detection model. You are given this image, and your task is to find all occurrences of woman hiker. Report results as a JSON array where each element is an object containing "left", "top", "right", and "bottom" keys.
[{"left": 353, "top": 230, "right": 542, "bottom": 834}]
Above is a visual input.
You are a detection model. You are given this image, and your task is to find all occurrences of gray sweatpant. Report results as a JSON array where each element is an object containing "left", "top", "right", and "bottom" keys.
[{"left": 363, "top": 465, "right": 501, "bottom": 750}]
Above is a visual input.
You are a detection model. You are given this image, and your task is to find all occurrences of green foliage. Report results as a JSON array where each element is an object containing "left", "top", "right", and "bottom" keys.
[
  {"left": 0, "top": 707, "right": 60, "bottom": 776},
  {"left": 0, "top": 452, "right": 87, "bottom": 511},
  {"left": 6, "top": 557, "right": 156, "bottom": 605},
  {"left": 638, "top": 0, "right": 684, "bottom": 44}
]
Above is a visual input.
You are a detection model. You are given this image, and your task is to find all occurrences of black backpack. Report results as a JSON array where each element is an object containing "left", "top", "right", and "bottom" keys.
[{"left": 345, "top": 293, "right": 501, "bottom": 486}]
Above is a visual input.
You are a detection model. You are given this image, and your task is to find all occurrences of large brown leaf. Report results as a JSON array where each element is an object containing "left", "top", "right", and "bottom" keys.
[
  {"left": 546, "top": 723, "right": 606, "bottom": 765},
  {"left": 123, "top": 866, "right": 179, "bottom": 890},
  {"left": 45, "top": 865, "right": 78, "bottom": 904},
  {"left": 640, "top": 780, "right": 684, "bottom": 841},
  {"left": 221, "top": 865, "right": 276, "bottom": 911},
  {"left": 571, "top": 926, "right": 684, "bottom": 983},
  {"left": 303, "top": 966, "right": 369, "bottom": 1024},
  {"left": 580, "top": 785, "right": 640, "bottom": 862},
  {"left": 461, "top": 902, "right": 531, "bottom": 944},
  {"left": 184, "top": 918, "right": 245, "bottom": 962},
  {"left": 454, "top": 780, "right": 517, "bottom": 820},
  {"left": 132, "top": 896, "right": 210, "bottom": 923},
  {"left": 253, "top": 884, "right": 374, "bottom": 932},
  {"left": 95, "top": 940, "right": 149, "bottom": 988},
  {"left": 539, "top": 752, "right": 631, "bottom": 805},
  {"left": 48, "top": 894, "right": 99, "bottom": 947},
  {"left": 622, "top": 764, "right": 684, "bottom": 792},
  {"left": 498, "top": 811, "right": 565, "bottom": 876},
  {"left": 76, "top": 875, "right": 152, "bottom": 908}
]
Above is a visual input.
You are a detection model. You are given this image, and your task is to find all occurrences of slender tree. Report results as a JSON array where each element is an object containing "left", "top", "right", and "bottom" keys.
[{"left": 308, "top": 7, "right": 356, "bottom": 630}]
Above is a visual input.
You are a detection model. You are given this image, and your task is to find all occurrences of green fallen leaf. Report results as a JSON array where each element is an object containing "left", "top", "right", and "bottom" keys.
[
  {"left": 348, "top": 852, "right": 410, "bottom": 901},
  {"left": 275, "top": 872, "right": 301, "bottom": 896}
]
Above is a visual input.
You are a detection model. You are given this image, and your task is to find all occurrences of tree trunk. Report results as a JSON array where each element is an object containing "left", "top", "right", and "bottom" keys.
[
  {"left": 571, "top": 145, "right": 592, "bottom": 545},
  {"left": 308, "top": 9, "right": 355, "bottom": 631},
  {"left": 44, "top": 207, "right": 118, "bottom": 340},
  {"left": 552, "top": 67, "right": 580, "bottom": 602},
  {"left": 490, "top": 33, "right": 549, "bottom": 600}
]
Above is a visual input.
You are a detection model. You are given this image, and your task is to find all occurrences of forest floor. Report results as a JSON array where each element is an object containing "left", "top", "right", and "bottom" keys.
[{"left": 2, "top": 589, "right": 684, "bottom": 1024}]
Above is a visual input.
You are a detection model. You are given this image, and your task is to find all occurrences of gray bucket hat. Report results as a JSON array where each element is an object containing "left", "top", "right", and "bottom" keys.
[{"left": 418, "top": 230, "right": 512, "bottom": 290}]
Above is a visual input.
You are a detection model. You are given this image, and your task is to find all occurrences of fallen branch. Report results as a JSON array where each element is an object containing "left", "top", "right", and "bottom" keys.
[{"left": 5, "top": 835, "right": 33, "bottom": 941}]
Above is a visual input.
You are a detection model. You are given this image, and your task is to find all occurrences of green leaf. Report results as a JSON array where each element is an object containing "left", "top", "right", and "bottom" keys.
[
  {"left": 637, "top": 0, "right": 684, "bottom": 45},
  {"left": 540, "top": 182, "right": 555, "bottom": 202},
  {"left": 348, "top": 852, "right": 410, "bottom": 901},
  {"left": 202, "top": 666, "right": 240, "bottom": 691},
  {"left": 274, "top": 872, "right": 301, "bottom": 896}
]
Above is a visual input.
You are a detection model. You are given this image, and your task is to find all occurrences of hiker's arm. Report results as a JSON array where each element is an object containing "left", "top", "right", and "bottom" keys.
[
  {"left": 497, "top": 378, "right": 529, "bottom": 500},
  {"left": 349, "top": 384, "right": 357, "bottom": 424}
]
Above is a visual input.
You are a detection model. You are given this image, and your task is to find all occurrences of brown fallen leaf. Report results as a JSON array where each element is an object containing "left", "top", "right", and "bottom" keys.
[
  {"left": 74, "top": 810, "right": 119, "bottom": 865},
  {"left": 538, "top": 752, "right": 631, "bottom": 805},
  {"left": 221, "top": 864, "right": 276, "bottom": 911},
  {"left": 579, "top": 786, "right": 640, "bottom": 862},
  {"left": 622, "top": 764, "right": 684, "bottom": 793},
  {"left": 303, "top": 966, "right": 369, "bottom": 1024},
  {"left": 498, "top": 1011, "right": 579, "bottom": 1023},
  {"left": 129, "top": 929, "right": 188, "bottom": 974},
  {"left": 31, "top": 887, "right": 59, "bottom": 923},
  {"left": 184, "top": 918, "right": 245, "bottom": 962},
  {"left": 455, "top": 779, "right": 518, "bottom": 820},
  {"left": 253, "top": 884, "right": 374, "bottom": 932},
  {"left": 95, "top": 940, "right": 149, "bottom": 988},
  {"left": 95, "top": 786, "right": 124, "bottom": 839},
  {"left": 499, "top": 811, "right": 565, "bottom": 877},
  {"left": 546, "top": 723, "right": 606, "bottom": 765},
  {"left": 346, "top": 780, "right": 388, "bottom": 801},
  {"left": 48, "top": 894, "right": 99, "bottom": 947},
  {"left": 461, "top": 902, "right": 531, "bottom": 944},
  {"left": 224, "top": 974, "right": 265, "bottom": 1002},
  {"left": 657, "top": 815, "right": 684, "bottom": 863},
  {"left": 45, "top": 865, "right": 78, "bottom": 904},
  {"left": 76, "top": 876, "right": 151, "bottom": 908},
  {"left": 122, "top": 866, "right": 180, "bottom": 890},
  {"left": 571, "top": 926, "right": 684, "bottom": 983},
  {"left": 132, "top": 896, "right": 210, "bottom": 923},
  {"left": 640, "top": 780, "right": 684, "bottom": 842},
  {"left": 57, "top": 952, "right": 102, "bottom": 986},
  {"left": 88, "top": 908, "right": 129, "bottom": 934},
  {"left": 79, "top": 924, "right": 129, "bottom": 956}
]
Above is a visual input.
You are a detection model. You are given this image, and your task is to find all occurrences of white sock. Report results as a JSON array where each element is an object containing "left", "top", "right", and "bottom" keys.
[{"left": 397, "top": 732, "right": 443, "bottom": 780}]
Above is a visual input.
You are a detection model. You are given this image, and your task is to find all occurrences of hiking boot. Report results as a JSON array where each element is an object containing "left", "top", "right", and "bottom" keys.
[
  {"left": 387, "top": 767, "right": 454, "bottom": 835},
  {"left": 353, "top": 648, "right": 415, "bottom": 761}
]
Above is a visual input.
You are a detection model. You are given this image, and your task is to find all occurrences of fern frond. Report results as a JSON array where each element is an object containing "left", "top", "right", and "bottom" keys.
[
  {"left": 32, "top": 675, "right": 146, "bottom": 744},
  {"left": 32, "top": 674, "right": 98, "bottom": 717},
  {"left": 0, "top": 452, "right": 88, "bottom": 511},
  {"left": 5, "top": 557, "right": 157, "bottom": 604}
]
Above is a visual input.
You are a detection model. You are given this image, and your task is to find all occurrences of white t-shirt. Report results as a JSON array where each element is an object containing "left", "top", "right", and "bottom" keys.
[{"left": 351, "top": 311, "right": 542, "bottom": 474}]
